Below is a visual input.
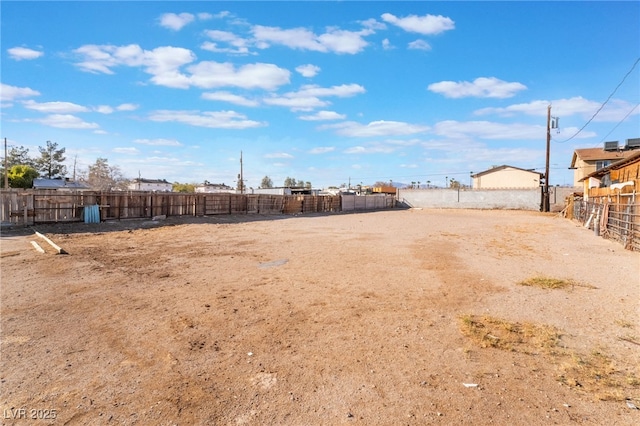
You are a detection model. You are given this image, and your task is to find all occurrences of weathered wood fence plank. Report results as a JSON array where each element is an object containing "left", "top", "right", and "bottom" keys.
[{"left": 1, "top": 190, "right": 395, "bottom": 226}]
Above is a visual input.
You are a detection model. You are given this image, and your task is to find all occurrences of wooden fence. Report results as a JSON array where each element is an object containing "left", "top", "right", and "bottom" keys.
[
  {"left": 570, "top": 193, "right": 639, "bottom": 252},
  {"left": 0, "top": 190, "right": 392, "bottom": 226}
]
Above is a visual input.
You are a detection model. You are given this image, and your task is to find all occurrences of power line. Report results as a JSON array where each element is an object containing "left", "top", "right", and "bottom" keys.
[
  {"left": 593, "top": 102, "right": 640, "bottom": 147},
  {"left": 554, "top": 56, "right": 640, "bottom": 144}
]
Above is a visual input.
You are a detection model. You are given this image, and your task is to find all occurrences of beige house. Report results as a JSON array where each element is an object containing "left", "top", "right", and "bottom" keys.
[
  {"left": 570, "top": 147, "right": 638, "bottom": 187},
  {"left": 471, "top": 165, "right": 542, "bottom": 189},
  {"left": 579, "top": 150, "right": 640, "bottom": 200}
]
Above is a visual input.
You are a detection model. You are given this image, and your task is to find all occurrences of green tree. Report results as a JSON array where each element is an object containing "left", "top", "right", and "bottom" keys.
[
  {"left": 7, "top": 165, "right": 38, "bottom": 188},
  {"left": 260, "top": 175, "right": 273, "bottom": 188},
  {"left": 449, "top": 178, "right": 461, "bottom": 189},
  {"left": 36, "top": 140, "right": 67, "bottom": 178},
  {"left": 173, "top": 182, "right": 195, "bottom": 193},
  {"left": 5, "top": 145, "right": 35, "bottom": 168},
  {"left": 305, "top": 181, "right": 311, "bottom": 189},
  {"left": 1, "top": 145, "right": 37, "bottom": 187},
  {"left": 283, "top": 177, "right": 297, "bottom": 187},
  {"left": 83, "top": 157, "right": 126, "bottom": 190}
]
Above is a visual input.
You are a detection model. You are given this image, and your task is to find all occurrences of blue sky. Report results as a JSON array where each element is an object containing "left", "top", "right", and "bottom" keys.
[{"left": 2, "top": 1, "right": 639, "bottom": 188}]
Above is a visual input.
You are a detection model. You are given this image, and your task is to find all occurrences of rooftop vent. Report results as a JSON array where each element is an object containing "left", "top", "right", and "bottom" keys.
[
  {"left": 603, "top": 141, "right": 619, "bottom": 151},
  {"left": 625, "top": 138, "right": 640, "bottom": 149}
]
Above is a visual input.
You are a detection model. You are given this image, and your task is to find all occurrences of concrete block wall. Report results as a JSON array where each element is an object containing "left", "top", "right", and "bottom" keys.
[{"left": 397, "top": 188, "right": 542, "bottom": 210}]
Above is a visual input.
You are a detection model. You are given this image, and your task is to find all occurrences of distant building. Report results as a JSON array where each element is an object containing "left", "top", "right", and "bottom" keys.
[
  {"left": 570, "top": 139, "right": 640, "bottom": 187},
  {"left": 579, "top": 150, "right": 640, "bottom": 200},
  {"left": 33, "top": 178, "right": 90, "bottom": 191},
  {"left": 128, "top": 178, "right": 172, "bottom": 192},
  {"left": 471, "top": 165, "right": 542, "bottom": 189},
  {"left": 251, "top": 186, "right": 318, "bottom": 196},
  {"left": 195, "top": 183, "right": 235, "bottom": 193}
]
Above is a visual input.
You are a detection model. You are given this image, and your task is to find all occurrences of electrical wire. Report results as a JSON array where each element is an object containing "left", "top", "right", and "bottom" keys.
[
  {"left": 592, "top": 102, "right": 640, "bottom": 147},
  {"left": 554, "top": 56, "right": 640, "bottom": 144}
]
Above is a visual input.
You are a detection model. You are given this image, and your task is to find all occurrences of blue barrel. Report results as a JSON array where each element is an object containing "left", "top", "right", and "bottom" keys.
[{"left": 84, "top": 205, "right": 100, "bottom": 223}]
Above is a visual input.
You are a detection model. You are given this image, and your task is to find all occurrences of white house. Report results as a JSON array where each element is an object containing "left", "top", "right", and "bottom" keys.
[
  {"left": 195, "top": 183, "right": 235, "bottom": 193},
  {"left": 472, "top": 165, "right": 543, "bottom": 189},
  {"left": 128, "top": 178, "right": 172, "bottom": 192}
]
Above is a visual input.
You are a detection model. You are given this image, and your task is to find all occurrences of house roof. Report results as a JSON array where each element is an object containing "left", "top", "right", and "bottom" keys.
[
  {"left": 570, "top": 148, "right": 637, "bottom": 168},
  {"left": 471, "top": 165, "right": 542, "bottom": 178},
  {"left": 197, "top": 183, "right": 232, "bottom": 188},
  {"left": 581, "top": 150, "right": 640, "bottom": 180},
  {"left": 131, "top": 178, "right": 170, "bottom": 184},
  {"left": 33, "top": 178, "right": 90, "bottom": 190}
]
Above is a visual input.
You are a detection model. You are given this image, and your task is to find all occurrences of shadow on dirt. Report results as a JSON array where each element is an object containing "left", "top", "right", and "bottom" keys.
[{"left": 0, "top": 209, "right": 405, "bottom": 238}]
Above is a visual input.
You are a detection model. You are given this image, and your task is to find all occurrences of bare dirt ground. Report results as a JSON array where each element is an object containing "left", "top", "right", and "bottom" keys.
[{"left": 1, "top": 209, "right": 639, "bottom": 425}]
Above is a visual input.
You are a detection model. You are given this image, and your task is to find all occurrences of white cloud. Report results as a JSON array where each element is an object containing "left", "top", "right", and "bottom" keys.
[
  {"left": 264, "top": 152, "right": 294, "bottom": 159},
  {"left": 73, "top": 44, "right": 291, "bottom": 91},
  {"left": 148, "top": 109, "right": 266, "bottom": 129},
  {"left": 317, "top": 28, "right": 372, "bottom": 54},
  {"left": 201, "top": 30, "right": 251, "bottom": 54},
  {"left": 265, "top": 83, "right": 364, "bottom": 111},
  {"left": 296, "top": 83, "right": 366, "bottom": 98},
  {"left": 473, "top": 96, "right": 639, "bottom": 122},
  {"left": 381, "top": 13, "right": 455, "bottom": 35},
  {"left": 73, "top": 44, "right": 195, "bottom": 89},
  {"left": 252, "top": 25, "right": 373, "bottom": 54},
  {"left": 323, "top": 120, "right": 430, "bottom": 137},
  {"left": 95, "top": 105, "right": 114, "bottom": 114},
  {"left": 202, "top": 91, "right": 259, "bottom": 107},
  {"left": 344, "top": 146, "right": 366, "bottom": 154},
  {"left": 31, "top": 114, "right": 100, "bottom": 129},
  {"left": 0, "top": 83, "right": 40, "bottom": 102},
  {"left": 116, "top": 103, "right": 139, "bottom": 111},
  {"left": 296, "top": 64, "right": 321, "bottom": 78},
  {"left": 22, "top": 100, "right": 89, "bottom": 113},
  {"left": 113, "top": 147, "right": 140, "bottom": 154},
  {"left": 382, "top": 39, "right": 393, "bottom": 50},
  {"left": 433, "top": 120, "right": 546, "bottom": 140},
  {"left": 400, "top": 164, "right": 418, "bottom": 168},
  {"left": 188, "top": 62, "right": 290, "bottom": 90},
  {"left": 428, "top": 77, "right": 527, "bottom": 99},
  {"left": 408, "top": 40, "right": 431, "bottom": 51},
  {"left": 263, "top": 95, "right": 329, "bottom": 111},
  {"left": 8, "top": 47, "right": 43, "bottom": 60},
  {"left": 145, "top": 46, "right": 196, "bottom": 89},
  {"left": 159, "top": 13, "right": 195, "bottom": 31},
  {"left": 298, "top": 110, "right": 346, "bottom": 121},
  {"left": 198, "top": 13, "right": 213, "bottom": 21},
  {"left": 359, "top": 18, "right": 386, "bottom": 31},
  {"left": 343, "top": 141, "right": 408, "bottom": 155},
  {"left": 309, "top": 147, "right": 335, "bottom": 154},
  {"left": 134, "top": 138, "right": 183, "bottom": 146}
]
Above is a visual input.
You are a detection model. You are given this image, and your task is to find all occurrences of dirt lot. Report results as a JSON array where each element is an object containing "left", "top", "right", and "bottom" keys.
[{"left": 1, "top": 209, "right": 639, "bottom": 425}]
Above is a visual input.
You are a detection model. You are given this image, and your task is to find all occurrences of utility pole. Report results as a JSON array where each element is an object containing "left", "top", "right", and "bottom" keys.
[
  {"left": 3, "top": 138, "right": 8, "bottom": 189},
  {"left": 544, "top": 105, "right": 551, "bottom": 212},
  {"left": 239, "top": 150, "right": 244, "bottom": 194}
]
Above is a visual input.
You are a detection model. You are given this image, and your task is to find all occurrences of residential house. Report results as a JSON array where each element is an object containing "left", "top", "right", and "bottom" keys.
[
  {"left": 251, "top": 186, "right": 319, "bottom": 196},
  {"left": 579, "top": 150, "right": 640, "bottom": 200},
  {"left": 33, "top": 178, "right": 90, "bottom": 191},
  {"left": 195, "top": 182, "right": 234, "bottom": 193},
  {"left": 570, "top": 139, "right": 640, "bottom": 187},
  {"left": 128, "top": 178, "right": 172, "bottom": 192},
  {"left": 471, "top": 165, "right": 543, "bottom": 189}
]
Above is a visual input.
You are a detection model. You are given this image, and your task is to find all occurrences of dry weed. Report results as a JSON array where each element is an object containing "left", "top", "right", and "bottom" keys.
[
  {"left": 517, "top": 276, "right": 595, "bottom": 290},
  {"left": 458, "top": 315, "right": 640, "bottom": 402}
]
